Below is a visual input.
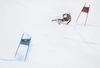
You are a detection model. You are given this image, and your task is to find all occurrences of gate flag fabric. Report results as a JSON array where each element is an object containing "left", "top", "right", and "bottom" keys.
[
  {"left": 20, "top": 39, "right": 30, "bottom": 46},
  {"left": 82, "top": 6, "right": 89, "bottom": 13}
]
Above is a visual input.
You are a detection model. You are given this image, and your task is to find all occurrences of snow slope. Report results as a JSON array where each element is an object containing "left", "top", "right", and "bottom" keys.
[{"left": 0, "top": 0, "right": 100, "bottom": 68}]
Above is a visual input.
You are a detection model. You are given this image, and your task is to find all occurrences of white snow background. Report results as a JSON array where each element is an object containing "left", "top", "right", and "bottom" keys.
[{"left": 0, "top": 0, "right": 100, "bottom": 68}]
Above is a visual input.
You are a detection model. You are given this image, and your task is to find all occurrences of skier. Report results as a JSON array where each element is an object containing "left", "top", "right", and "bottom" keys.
[{"left": 52, "top": 13, "right": 71, "bottom": 25}]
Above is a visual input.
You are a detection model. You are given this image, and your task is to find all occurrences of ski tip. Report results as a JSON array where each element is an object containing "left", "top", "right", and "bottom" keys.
[
  {"left": 24, "top": 60, "right": 26, "bottom": 62},
  {"left": 84, "top": 24, "right": 86, "bottom": 27},
  {"left": 75, "top": 21, "right": 77, "bottom": 23},
  {"left": 14, "top": 56, "right": 16, "bottom": 57}
]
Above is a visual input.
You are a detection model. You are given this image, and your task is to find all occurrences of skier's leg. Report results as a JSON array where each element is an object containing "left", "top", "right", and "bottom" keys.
[
  {"left": 67, "top": 22, "right": 69, "bottom": 24},
  {"left": 66, "top": 21, "right": 70, "bottom": 24}
]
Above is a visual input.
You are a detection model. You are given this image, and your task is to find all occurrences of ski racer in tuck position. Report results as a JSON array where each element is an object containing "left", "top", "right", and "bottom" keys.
[{"left": 52, "top": 13, "right": 71, "bottom": 25}]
